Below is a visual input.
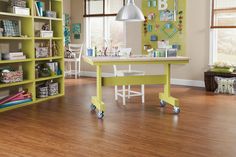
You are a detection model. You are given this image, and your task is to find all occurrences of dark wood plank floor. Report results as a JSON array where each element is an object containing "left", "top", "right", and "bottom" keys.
[{"left": 0, "top": 78, "right": 236, "bottom": 157}]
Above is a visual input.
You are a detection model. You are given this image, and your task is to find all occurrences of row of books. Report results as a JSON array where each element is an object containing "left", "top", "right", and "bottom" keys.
[
  {"left": 2, "top": 52, "right": 26, "bottom": 60},
  {"left": 0, "top": 90, "right": 32, "bottom": 109}
]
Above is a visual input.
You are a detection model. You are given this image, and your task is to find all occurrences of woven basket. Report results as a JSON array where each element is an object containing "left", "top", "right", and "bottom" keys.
[{"left": 204, "top": 71, "right": 236, "bottom": 92}]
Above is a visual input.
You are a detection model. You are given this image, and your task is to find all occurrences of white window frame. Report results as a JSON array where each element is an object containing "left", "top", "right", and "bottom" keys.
[
  {"left": 85, "top": 17, "right": 126, "bottom": 49},
  {"left": 209, "top": 0, "right": 236, "bottom": 65}
]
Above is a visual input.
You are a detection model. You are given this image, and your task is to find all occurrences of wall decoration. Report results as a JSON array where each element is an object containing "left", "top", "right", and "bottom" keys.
[
  {"left": 63, "top": 13, "right": 71, "bottom": 46},
  {"left": 72, "top": 23, "right": 81, "bottom": 40},
  {"left": 148, "top": 12, "right": 155, "bottom": 20},
  {"left": 74, "top": 33, "right": 80, "bottom": 39},
  {"left": 142, "top": 0, "right": 186, "bottom": 55},
  {"left": 150, "top": 35, "right": 158, "bottom": 41},
  {"left": 72, "top": 23, "right": 81, "bottom": 34},
  {"left": 160, "top": 10, "right": 175, "bottom": 21},
  {"left": 147, "top": 24, "right": 152, "bottom": 32},
  {"left": 64, "top": 14, "right": 70, "bottom": 26},
  {"left": 148, "top": 0, "right": 151, "bottom": 7},
  {"left": 158, "top": 40, "right": 169, "bottom": 49},
  {"left": 178, "top": 11, "right": 183, "bottom": 34},
  {"left": 143, "top": 16, "right": 148, "bottom": 34},
  {"left": 161, "top": 22, "right": 178, "bottom": 39},
  {"left": 152, "top": 0, "right": 157, "bottom": 7},
  {"left": 158, "top": 0, "right": 168, "bottom": 10},
  {"left": 155, "top": 23, "right": 160, "bottom": 31},
  {"left": 148, "top": 0, "right": 157, "bottom": 7}
]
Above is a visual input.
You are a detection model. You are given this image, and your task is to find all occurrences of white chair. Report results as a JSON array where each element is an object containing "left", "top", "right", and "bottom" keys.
[
  {"left": 64, "top": 44, "right": 83, "bottom": 79},
  {"left": 114, "top": 48, "right": 145, "bottom": 105}
]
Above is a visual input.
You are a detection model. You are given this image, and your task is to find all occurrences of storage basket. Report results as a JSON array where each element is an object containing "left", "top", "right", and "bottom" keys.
[
  {"left": 35, "top": 47, "right": 49, "bottom": 58},
  {"left": 9, "top": 0, "right": 27, "bottom": 8},
  {"left": 204, "top": 71, "right": 236, "bottom": 92},
  {"left": 40, "top": 31, "right": 53, "bottom": 38},
  {"left": 0, "top": 70, "right": 23, "bottom": 83},
  {"left": 37, "top": 86, "right": 48, "bottom": 98},
  {"left": 48, "top": 82, "right": 59, "bottom": 96},
  {"left": 45, "top": 11, "right": 57, "bottom": 18}
]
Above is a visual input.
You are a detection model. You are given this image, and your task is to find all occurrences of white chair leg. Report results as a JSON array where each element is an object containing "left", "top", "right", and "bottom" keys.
[
  {"left": 115, "top": 86, "right": 118, "bottom": 100},
  {"left": 122, "top": 85, "right": 126, "bottom": 105},
  {"left": 128, "top": 85, "right": 131, "bottom": 99},
  {"left": 64, "top": 61, "right": 67, "bottom": 77},
  {"left": 69, "top": 62, "right": 72, "bottom": 77},
  {"left": 78, "top": 61, "right": 81, "bottom": 77},
  {"left": 141, "top": 84, "right": 145, "bottom": 103},
  {"left": 75, "top": 61, "right": 78, "bottom": 79}
]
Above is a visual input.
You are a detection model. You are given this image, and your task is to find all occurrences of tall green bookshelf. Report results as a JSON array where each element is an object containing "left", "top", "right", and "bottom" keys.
[{"left": 0, "top": 0, "right": 64, "bottom": 112}]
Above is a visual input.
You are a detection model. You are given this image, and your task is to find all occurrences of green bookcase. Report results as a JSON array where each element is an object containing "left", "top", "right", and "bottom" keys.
[{"left": 0, "top": 0, "right": 64, "bottom": 112}]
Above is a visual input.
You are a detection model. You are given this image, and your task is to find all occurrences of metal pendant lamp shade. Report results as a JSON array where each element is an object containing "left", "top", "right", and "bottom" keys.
[{"left": 116, "top": 0, "right": 145, "bottom": 22}]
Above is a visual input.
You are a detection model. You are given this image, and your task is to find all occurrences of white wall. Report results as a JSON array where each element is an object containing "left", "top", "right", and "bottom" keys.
[{"left": 63, "top": 0, "right": 71, "bottom": 15}]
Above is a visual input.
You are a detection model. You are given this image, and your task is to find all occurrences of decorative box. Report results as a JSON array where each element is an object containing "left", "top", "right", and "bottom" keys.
[
  {"left": 40, "top": 31, "right": 53, "bottom": 38},
  {"left": 1, "top": 20, "right": 21, "bottom": 37},
  {"left": 9, "top": 0, "right": 27, "bottom": 8},
  {"left": 45, "top": 11, "right": 57, "bottom": 18},
  {"left": 36, "top": 47, "right": 49, "bottom": 58},
  {"left": 9, "top": 6, "right": 30, "bottom": 16},
  {"left": 48, "top": 82, "right": 59, "bottom": 96},
  {"left": 0, "top": 70, "right": 23, "bottom": 83},
  {"left": 37, "top": 86, "right": 48, "bottom": 98}
]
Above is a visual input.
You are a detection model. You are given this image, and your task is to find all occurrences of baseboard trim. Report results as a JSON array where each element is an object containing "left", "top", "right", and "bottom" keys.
[
  {"left": 80, "top": 71, "right": 205, "bottom": 88},
  {"left": 171, "top": 79, "right": 205, "bottom": 87}
]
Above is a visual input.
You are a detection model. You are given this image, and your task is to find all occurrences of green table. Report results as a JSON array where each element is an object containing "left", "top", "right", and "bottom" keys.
[{"left": 84, "top": 56, "right": 190, "bottom": 119}]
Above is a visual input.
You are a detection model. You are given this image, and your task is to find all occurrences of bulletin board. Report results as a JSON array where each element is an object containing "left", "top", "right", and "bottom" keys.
[{"left": 141, "top": 0, "right": 186, "bottom": 55}]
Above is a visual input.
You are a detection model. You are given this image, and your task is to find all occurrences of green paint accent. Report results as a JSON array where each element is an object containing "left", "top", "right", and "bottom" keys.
[
  {"left": 0, "top": 0, "right": 64, "bottom": 112},
  {"left": 102, "top": 75, "right": 166, "bottom": 86},
  {"left": 142, "top": 0, "right": 186, "bottom": 55}
]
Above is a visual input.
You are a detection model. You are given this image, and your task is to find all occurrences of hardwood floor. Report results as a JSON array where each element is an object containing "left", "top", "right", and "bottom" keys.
[{"left": 0, "top": 77, "right": 236, "bottom": 157}]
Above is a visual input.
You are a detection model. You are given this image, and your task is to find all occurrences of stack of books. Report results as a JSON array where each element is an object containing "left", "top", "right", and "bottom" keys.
[
  {"left": 2, "top": 52, "right": 26, "bottom": 60},
  {"left": 35, "top": 1, "right": 45, "bottom": 16},
  {"left": 0, "top": 90, "right": 32, "bottom": 109}
]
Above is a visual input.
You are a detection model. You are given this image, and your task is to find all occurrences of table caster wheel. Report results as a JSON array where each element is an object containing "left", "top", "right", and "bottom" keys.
[
  {"left": 160, "top": 100, "right": 166, "bottom": 107},
  {"left": 97, "top": 111, "right": 104, "bottom": 119},
  {"left": 90, "top": 104, "right": 96, "bottom": 111},
  {"left": 173, "top": 107, "right": 180, "bottom": 114}
]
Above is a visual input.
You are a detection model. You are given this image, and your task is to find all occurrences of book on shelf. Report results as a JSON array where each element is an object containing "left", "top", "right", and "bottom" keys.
[
  {"left": 0, "top": 98, "right": 32, "bottom": 109},
  {"left": 35, "top": 1, "right": 45, "bottom": 16},
  {"left": 2, "top": 52, "right": 26, "bottom": 60},
  {"left": 35, "top": 1, "right": 40, "bottom": 16},
  {"left": 46, "top": 62, "right": 59, "bottom": 75}
]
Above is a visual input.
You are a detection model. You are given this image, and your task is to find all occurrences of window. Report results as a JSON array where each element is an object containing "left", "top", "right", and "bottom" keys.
[
  {"left": 210, "top": 0, "right": 236, "bottom": 65},
  {"left": 84, "top": 0, "right": 125, "bottom": 50}
]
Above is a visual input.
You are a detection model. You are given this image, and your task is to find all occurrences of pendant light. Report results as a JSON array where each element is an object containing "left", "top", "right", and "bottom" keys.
[{"left": 116, "top": 0, "right": 145, "bottom": 22}]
